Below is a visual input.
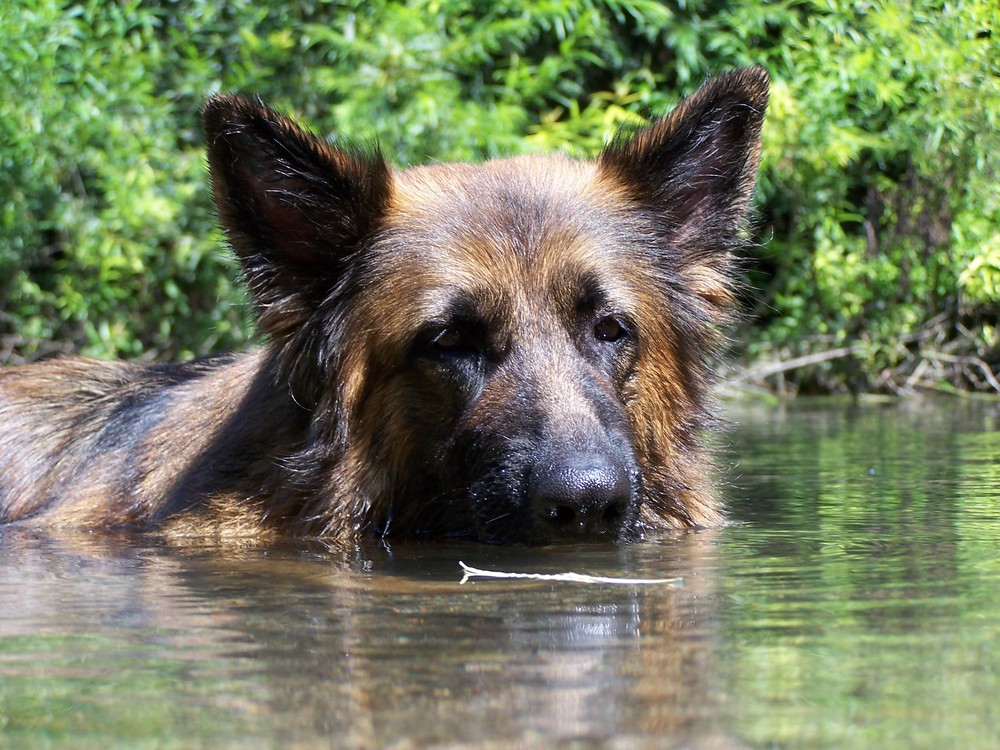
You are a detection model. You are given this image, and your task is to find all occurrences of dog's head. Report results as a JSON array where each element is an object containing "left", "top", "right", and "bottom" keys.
[{"left": 202, "top": 68, "right": 768, "bottom": 543}]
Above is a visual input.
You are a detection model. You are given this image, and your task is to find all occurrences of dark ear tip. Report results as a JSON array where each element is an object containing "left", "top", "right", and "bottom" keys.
[
  {"left": 720, "top": 66, "right": 770, "bottom": 110},
  {"left": 201, "top": 93, "right": 267, "bottom": 139},
  {"left": 734, "top": 65, "right": 770, "bottom": 87}
]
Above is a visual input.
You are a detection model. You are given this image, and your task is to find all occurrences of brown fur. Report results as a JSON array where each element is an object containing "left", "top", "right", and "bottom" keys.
[{"left": 0, "top": 68, "right": 768, "bottom": 543}]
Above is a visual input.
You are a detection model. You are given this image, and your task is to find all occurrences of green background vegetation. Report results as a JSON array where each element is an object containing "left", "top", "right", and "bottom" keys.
[{"left": 1, "top": 0, "right": 997, "bottom": 394}]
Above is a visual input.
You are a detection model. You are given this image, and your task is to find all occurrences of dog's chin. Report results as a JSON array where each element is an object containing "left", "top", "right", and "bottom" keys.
[
  {"left": 465, "top": 485, "right": 643, "bottom": 546},
  {"left": 469, "top": 514, "right": 643, "bottom": 546}
]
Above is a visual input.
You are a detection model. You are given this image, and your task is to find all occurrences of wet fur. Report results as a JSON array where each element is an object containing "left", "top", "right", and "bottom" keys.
[{"left": 0, "top": 68, "right": 769, "bottom": 543}]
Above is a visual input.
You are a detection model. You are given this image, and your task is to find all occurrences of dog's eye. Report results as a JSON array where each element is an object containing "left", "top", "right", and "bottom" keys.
[
  {"left": 416, "top": 320, "right": 484, "bottom": 362},
  {"left": 428, "top": 326, "right": 464, "bottom": 352},
  {"left": 594, "top": 316, "right": 628, "bottom": 343}
]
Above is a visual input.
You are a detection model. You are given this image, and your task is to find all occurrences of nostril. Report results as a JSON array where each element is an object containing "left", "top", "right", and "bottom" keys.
[
  {"left": 601, "top": 500, "right": 626, "bottom": 526},
  {"left": 546, "top": 503, "right": 578, "bottom": 527}
]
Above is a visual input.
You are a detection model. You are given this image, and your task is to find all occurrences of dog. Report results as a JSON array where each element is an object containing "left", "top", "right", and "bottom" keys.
[{"left": 0, "top": 68, "right": 768, "bottom": 544}]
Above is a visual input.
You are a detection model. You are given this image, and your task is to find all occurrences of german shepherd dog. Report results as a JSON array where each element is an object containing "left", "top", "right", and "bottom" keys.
[{"left": 0, "top": 68, "right": 768, "bottom": 544}]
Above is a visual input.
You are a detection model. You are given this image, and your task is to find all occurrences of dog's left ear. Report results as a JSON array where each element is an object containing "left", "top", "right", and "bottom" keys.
[
  {"left": 202, "top": 95, "right": 392, "bottom": 339},
  {"left": 599, "top": 67, "right": 769, "bottom": 307}
]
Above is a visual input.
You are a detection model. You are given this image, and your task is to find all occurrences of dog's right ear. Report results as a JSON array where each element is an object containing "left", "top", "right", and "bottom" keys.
[
  {"left": 598, "top": 68, "right": 768, "bottom": 313},
  {"left": 202, "top": 95, "right": 392, "bottom": 338}
]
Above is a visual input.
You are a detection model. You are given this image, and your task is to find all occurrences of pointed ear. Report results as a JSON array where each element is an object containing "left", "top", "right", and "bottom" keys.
[
  {"left": 202, "top": 95, "right": 392, "bottom": 337},
  {"left": 598, "top": 67, "right": 768, "bottom": 306}
]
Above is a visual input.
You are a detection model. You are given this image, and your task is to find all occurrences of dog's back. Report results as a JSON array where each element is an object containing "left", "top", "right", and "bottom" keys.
[{"left": 0, "top": 353, "right": 284, "bottom": 530}]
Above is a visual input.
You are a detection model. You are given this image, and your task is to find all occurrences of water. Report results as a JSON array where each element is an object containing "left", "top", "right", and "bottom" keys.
[{"left": 1, "top": 399, "right": 998, "bottom": 749}]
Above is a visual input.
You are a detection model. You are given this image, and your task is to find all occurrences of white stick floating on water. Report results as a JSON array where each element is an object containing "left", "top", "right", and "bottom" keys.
[{"left": 459, "top": 561, "right": 682, "bottom": 586}]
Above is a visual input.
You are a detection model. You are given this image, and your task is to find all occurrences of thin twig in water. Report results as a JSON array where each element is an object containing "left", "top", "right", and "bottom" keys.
[{"left": 459, "top": 561, "right": 683, "bottom": 586}]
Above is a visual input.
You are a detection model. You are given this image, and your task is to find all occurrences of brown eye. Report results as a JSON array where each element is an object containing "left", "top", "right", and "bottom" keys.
[
  {"left": 430, "top": 327, "right": 463, "bottom": 350},
  {"left": 594, "top": 316, "right": 627, "bottom": 343}
]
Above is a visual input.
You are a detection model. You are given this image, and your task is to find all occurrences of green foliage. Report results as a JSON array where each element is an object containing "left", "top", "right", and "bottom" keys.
[
  {"left": 1, "top": 0, "right": 997, "bottom": 392},
  {"left": 744, "top": 0, "right": 999, "bottom": 392},
  {"left": 0, "top": 0, "right": 248, "bottom": 360}
]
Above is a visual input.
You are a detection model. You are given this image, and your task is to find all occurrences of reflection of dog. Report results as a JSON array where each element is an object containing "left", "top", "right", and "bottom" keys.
[{"left": 0, "top": 69, "right": 768, "bottom": 543}]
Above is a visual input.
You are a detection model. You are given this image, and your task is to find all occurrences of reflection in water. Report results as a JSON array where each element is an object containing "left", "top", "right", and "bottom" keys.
[
  {"left": 1, "top": 399, "right": 998, "bottom": 748},
  {"left": 0, "top": 528, "right": 727, "bottom": 749},
  {"left": 720, "top": 399, "right": 1000, "bottom": 749}
]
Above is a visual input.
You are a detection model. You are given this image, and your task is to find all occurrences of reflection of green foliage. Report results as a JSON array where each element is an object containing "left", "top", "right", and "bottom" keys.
[
  {"left": 1, "top": 1, "right": 997, "bottom": 391},
  {"left": 721, "top": 401, "right": 1000, "bottom": 748},
  {"left": 0, "top": 635, "right": 263, "bottom": 749}
]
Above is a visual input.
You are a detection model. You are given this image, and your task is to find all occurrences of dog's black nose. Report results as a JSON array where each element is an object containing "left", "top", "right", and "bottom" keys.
[{"left": 530, "top": 456, "right": 633, "bottom": 539}]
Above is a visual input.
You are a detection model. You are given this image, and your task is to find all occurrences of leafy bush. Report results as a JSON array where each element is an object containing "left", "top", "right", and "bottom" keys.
[
  {"left": 1, "top": 0, "right": 997, "bottom": 393},
  {"left": 0, "top": 0, "right": 248, "bottom": 360},
  {"left": 742, "top": 1, "right": 999, "bottom": 393}
]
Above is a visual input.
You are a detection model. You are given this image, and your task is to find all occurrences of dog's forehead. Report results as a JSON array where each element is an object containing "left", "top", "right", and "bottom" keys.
[
  {"left": 369, "top": 155, "right": 639, "bottom": 316},
  {"left": 394, "top": 155, "right": 619, "bottom": 253}
]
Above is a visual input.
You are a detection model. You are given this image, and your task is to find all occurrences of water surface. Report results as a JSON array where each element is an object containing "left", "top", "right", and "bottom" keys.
[{"left": 1, "top": 399, "right": 998, "bottom": 749}]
